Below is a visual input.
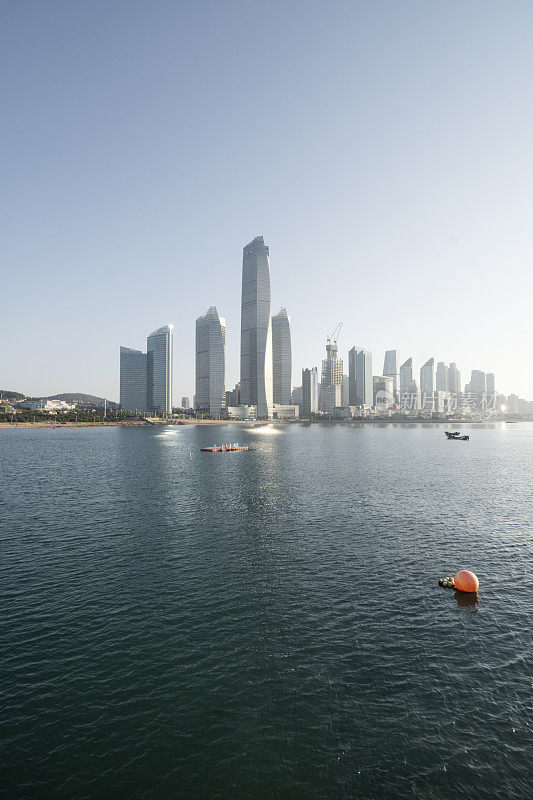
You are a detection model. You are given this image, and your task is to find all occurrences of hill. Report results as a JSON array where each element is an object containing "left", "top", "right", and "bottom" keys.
[{"left": 0, "top": 389, "right": 26, "bottom": 400}]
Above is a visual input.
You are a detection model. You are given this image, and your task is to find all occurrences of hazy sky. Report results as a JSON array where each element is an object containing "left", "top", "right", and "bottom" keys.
[{"left": 2, "top": 0, "right": 532, "bottom": 401}]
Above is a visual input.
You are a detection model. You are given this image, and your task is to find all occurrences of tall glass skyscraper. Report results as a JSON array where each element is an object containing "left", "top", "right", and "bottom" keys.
[
  {"left": 240, "top": 236, "right": 273, "bottom": 418},
  {"left": 448, "top": 362, "right": 461, "bottom": 395},
  {"left": 147, "top": 324, "right": 173, "bottom": 414},
  {"left": 119, "top": 346, "right": 147, "bottom": 412},
  {"left": 195, "top": 306, "right": 226, "bottom": 416},
  {"left": 420, "top": 357, "right": 435, "bottom": 411},
  {"left": 272, "top": 308, "right": 292, "bottom": 404},
  {"left": 383, "top": 350, "right": 400, "bottom": 401},
  {"left": 302, "top": 367, "right": 319, "bottom": 415},
  {"left": 436, "top": 361, "right": 449, "bottom": 392},
  {"left": 400, "top": 357, "right": 413, "bottom": 397},
  {"left": 355, "top": 348, "right": 373, "bottom": 406}
]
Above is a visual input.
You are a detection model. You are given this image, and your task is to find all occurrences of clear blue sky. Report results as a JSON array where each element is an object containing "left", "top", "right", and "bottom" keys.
[{"left": 2, "top": 0, "right": 532, "bottom": 401}]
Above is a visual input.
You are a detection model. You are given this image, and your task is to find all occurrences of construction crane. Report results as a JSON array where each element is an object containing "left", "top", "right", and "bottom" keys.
[{"left": 327, "top": 322, "right": 343, "bottom": 345}]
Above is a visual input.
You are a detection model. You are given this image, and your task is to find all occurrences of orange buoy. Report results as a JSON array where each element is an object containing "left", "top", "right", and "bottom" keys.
[{"left": 454, "top": 570, "right": 479, "bottom": 593}]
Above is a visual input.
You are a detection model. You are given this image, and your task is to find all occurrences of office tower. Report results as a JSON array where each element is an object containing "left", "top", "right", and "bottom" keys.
[
  {"left": 272, "top": 308, "right": 292, "bottom": 404},
  {"left": 341, "top": 374, "right": 349, "bottom": 407},
  {"left": 195, "top": 306, "right": 226, "bottom": 416},
  {"left": 240, "top": 236, "right": 273, "bottom": 418},
  {"left": 383, "top": 350, "right": 400, "bottom": 400},
  {"left": 181, "top": 396, "right": 190, "bottom": 409},
  {"left": 320, "top": 338, "right": 343, "bottom": 410},
  {"left": 119, "top": 346, "right": 147, "bottom": 412},
  {"left": 400, "top": 357, "right": 413, "bottom": 397},
  {"left": 302, "top": 368, "right": 319, "bottom": 415},
  {"left": 448, "top": 362, "right": 461, "bottom": 395},
  {"left": 436, "top": 362, "right": 449, "bottom": 392},
  {"left": 321, "top": 384, "right": 341, "bottom": 413},
  {"left": 420, "top": 357, "right": 435, "bottom": 411},
  {"left": 373, "top": 376, "right": 394, "bottom": 410},
  {"left": 348, "top": 348, "right": 357, "bottom": 405},
  {"left": 291, "top": 386, "right": 303, "bottom": 406},
  {"left": 231, "top": 382, "right": 241, "bottom": 406},
  {"left": 470, "top": 370, "right": 487, "bottom": 394},
  {"left": 147, "top": 324, "right": 173, "bottom": 414},
  {"left": 400, "top": 379, "right": 421, "bottom": 412},
  {"left": 486, "top": 373, "right": 496, "bottom": 409},
  {"left": 349, "top": 347, "right": 372, "bottom": 406}
]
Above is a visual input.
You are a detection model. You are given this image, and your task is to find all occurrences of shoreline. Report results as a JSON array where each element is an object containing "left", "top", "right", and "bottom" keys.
[{"left": 0, "top": 418, "right": 516, "bottom": 429}]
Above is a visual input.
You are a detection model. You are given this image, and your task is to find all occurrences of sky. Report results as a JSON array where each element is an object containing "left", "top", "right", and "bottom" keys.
[{"left": 1, "top": 0, "right": 532, "bottom": 402}]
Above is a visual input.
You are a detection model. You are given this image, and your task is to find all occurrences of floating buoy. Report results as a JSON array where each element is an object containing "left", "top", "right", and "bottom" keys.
[{"left": 454, "top": 570, "right": 479, "bottom": 593}]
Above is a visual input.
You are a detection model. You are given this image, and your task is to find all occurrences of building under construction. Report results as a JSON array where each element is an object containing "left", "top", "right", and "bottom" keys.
[{"left": 319, "top": 323, "right": 343, "bottom": 412}]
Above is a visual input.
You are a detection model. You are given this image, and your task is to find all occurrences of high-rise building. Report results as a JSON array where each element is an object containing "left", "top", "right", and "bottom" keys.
[
  {"left": 349, "top": 347, "right": 372, "bottom": 406},
  {"left": 119, "top": 346, "right": 147, "bottom": 412},
  {"left": 448, "top": 362, "right": 461, "bottom": 395},
  {"left": 240, "top": 236, "right": 273, "bottom": 418},
  {"left": 291, "top": 386, "right": 303, "bottom": 406},
  {"left": 420, "top": 358, "right": 435, "bottom": 412},
  {"left": 348, "top": 348, "right": 357, "bottom": 405},
  {"left": 400, "top": 357, "right": 413, "bottom": 397},
  {"left": 181, "top": 396, "right": 190, "bottom": 409},
  {"left": 321, "top": 384, "right": 341, "bottom": 413},
  {"left": 400, "top": 379, "right": 421, "bottom": 413},
  {"left": 195, "top": 306, "right": 226, "bottom": 416},
  {"left": 272, "top": 308, "right": 292, "bottom": 404},
  {"left": 470, "top": 370, "right": 487, "bottom": 394},
  {"left": 436, "top": 361, "right": 449, "bottom": 392},
  {"left": 320, "top": 339, "right": 343, "bottom": 411},
  {"left": 383, "top": 350, "right": 400, "bottom": 401},
  {"left": 486, "top": 373, "right": 495, "bottom": 394},
  {"left": 302, "top": 368, "right": 319, "bottom": 415},
  {"left": 341, "top": 374, "right": 349, "bottom": 407},
  {"left": 373, "top": 375, "right": 394, "bottom": 411},
  {"left": 147, "top": 324, "right": 173, "bottom": 414}
]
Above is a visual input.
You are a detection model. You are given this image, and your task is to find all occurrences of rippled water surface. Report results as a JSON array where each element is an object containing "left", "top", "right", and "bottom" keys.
[{"left": 1, "top": 422, "right": 532, "bottom": 799}]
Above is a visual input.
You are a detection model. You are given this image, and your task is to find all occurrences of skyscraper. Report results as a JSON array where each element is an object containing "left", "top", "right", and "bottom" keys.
[
  {"left": 195, "top": 306, "right": 226, "bottom": 416},
  {"left": 348, "top": 347, "right": 372, "bottom": 406},
  {"left": 436, "top": 361, "right": 449, "bottom": 392},
  {"left": 147, "top": 324, "right": 173, "bottom": 414},
  {"left": 302, "top": 367, "right": 319, "bottom": 415},
  {"left": 240, "top": 236, "right": 273, "bottom": 418},
  {"left": 448, "top": 362, "right": 461, "bottom": 395},
  {"left": 272, "top": 308, "right": 292, "bottom": 404},
  {"left": 348, "top": 347, "right": 357, "bottom": 405},
  {"left": 400, "top": 357, "right": 413, "bottom": 397},
  {"left": 341, "top": 374, "right": 349, "bottom": 407},
  {"left": 320, "top": 339, "right": 343, "bottom": 411},
  {"left": 383, "top": 350, "right": 400, "bottom": 401},
  {"left": 420, "top": 357, "right": 435, "bottom": 412},
  {"left": 119, "top": 346, "right": 147, "bottom": 412},
  {"left": 470, "top": 370, "right": 487, "bottom": 394}
]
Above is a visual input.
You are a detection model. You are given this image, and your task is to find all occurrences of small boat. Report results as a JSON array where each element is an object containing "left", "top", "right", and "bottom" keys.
[
  {"left": 201, "top": 443, "right": 249, "bottom": 453},
  {"left": 445, "top": 431, "right": 460, "bottom": 438},
  {"left": 445, "top": 432, "right": 469, "bottom": 441}
]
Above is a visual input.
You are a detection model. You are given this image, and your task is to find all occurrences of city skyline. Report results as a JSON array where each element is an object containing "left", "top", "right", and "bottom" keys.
[{"left": 2, "top": 3, "right": 533, "bottom": 401}]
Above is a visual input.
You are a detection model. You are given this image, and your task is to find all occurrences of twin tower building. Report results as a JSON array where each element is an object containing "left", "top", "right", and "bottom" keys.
[
  {"left": 196, "top": 236, "right": 291, "bottom": 418},
  {"left": 119, "top": 236, "right": 291, "bottom": 417}
]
